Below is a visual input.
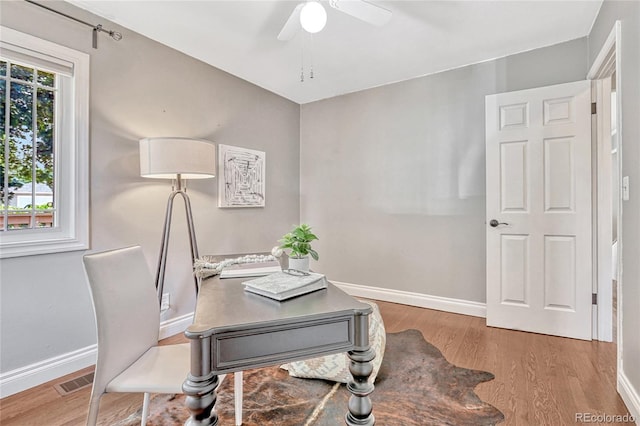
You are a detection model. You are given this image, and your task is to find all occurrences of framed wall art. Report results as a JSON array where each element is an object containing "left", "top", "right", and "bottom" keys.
[{"left": 218, "top": 144, "right": 266, "bottom": 208}]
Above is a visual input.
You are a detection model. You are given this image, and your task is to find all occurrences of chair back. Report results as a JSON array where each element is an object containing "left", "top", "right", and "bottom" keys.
[{"left": 83, "top": 246, "right": 161, "bottom": 396}]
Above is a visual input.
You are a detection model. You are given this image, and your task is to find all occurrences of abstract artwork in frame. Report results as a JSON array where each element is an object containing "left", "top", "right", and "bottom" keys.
[{"left": 218, "top": 144, "right": 266, "bottom": 208}]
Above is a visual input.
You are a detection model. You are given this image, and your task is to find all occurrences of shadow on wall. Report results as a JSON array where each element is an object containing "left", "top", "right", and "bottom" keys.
[{"left": 356, "top": 67, "right": 488, "bottom": 217}]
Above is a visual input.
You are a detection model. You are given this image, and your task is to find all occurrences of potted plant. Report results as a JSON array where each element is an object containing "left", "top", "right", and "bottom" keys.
[{"left": 274, "top": 224, "right": 319, "bottom": 272}]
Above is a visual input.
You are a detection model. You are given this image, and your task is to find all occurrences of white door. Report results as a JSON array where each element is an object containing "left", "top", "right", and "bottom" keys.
[{"left": 485, "top": 80, "right": 592, "bottom": 340}]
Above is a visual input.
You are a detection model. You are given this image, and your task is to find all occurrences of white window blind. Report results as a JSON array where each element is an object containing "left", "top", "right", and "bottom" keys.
[{"left": 0, "top": 41, "right": 74, "bottom": 77}]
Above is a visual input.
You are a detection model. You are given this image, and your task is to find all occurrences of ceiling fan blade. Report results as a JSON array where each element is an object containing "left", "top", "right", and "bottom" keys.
[
  {"left": 277, "top": 3, "right": 304, "bottom": 41},
  {"left": 329, "top": 0, "right": 392, "bottom": 26}
]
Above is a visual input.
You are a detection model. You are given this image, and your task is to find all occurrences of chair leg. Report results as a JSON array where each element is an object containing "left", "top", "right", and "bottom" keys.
[
  {"left": 234, "top": 371, "right": 243, "bottom": 426},
  {"left": 86, "top": 394, "right": 102, "bottom": 426},
  {"left": 141, "top": 392, "right": 151, "bottom": 426}
]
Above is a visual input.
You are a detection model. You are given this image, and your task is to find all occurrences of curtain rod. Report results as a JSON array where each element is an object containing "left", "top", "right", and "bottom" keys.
[{"left": 25, "top": 0, "right": 123, "bottom": 49}]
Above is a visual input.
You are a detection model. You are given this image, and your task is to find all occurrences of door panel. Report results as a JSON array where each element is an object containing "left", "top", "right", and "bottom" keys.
[
  {"left": 500, "top": 235, "right": 529, "bottom": 305},
  {"left": 486, "top": 80, "right": 592, "bottom": 340},
  {"left": 501, "top": 141, "right": 528, "bottom": 212},
  {"left": 544, "top": 137, "right": 575, "bottom": 211},
  {"left": 544, "top": 235, "right": 576, "bottom": 310}
]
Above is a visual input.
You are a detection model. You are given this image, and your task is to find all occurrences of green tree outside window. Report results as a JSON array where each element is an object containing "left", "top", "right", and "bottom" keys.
[{"left": 0, "top": 59, "right": 55, "bottom": 228}]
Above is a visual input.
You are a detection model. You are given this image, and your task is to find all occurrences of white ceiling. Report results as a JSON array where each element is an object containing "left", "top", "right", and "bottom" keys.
[{"left": 67, "top": 0, "right": 603, "bottom": 104}]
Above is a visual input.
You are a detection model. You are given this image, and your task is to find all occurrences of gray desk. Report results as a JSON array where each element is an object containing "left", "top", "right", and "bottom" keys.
[{"left": 182, "top": 274, "right": 375, "bottom": 425}]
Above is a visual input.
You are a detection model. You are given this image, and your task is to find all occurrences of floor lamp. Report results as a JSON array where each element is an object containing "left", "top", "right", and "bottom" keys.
[{"left": 139, "top": 137, "right": 216, "bottom": 304}]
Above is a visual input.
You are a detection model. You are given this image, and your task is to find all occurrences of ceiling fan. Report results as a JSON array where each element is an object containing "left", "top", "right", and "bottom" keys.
[{"left": 277, "top": 0, "right": 392, "bottom": 41}]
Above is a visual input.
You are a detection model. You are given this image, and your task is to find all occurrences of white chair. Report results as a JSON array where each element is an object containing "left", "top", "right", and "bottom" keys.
[{"left": 83, "top": 246, "right": 190, "bottom": 426}]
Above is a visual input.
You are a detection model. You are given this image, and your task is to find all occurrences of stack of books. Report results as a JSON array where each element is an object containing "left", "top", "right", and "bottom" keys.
[
  {"left": 220, "top": 260, "right": 282, "bottom": 279},
  {"left": 243, "top": 272, "right": 327, "bottom": 301}
]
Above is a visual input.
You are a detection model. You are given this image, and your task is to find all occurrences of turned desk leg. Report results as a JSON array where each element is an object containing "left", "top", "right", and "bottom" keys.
[
  {"left": 183, "top": 336, "right": 218, "bottom": 426},
  {"left": 346, "top": 312, "right": 375, "bottom": 426}
]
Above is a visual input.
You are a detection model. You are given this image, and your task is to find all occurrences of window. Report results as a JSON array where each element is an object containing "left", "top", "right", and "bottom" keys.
[{"left": 0, "top": 27, "right": 89, "bottom": 258}]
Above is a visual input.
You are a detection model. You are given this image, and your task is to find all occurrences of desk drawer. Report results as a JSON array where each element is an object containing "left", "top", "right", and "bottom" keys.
[{"left": 212, "top": 316, "right": 354, "bottom": 373}]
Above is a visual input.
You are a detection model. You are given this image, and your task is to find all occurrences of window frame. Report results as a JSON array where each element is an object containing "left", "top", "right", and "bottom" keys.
[{"left": 0, "top": 26, "right": 89, "bottom": 258}]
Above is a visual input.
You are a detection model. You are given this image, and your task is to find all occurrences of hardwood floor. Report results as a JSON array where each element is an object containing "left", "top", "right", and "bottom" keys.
[{"left": 0, "top": 300, "right": 631, "bottom": 425}]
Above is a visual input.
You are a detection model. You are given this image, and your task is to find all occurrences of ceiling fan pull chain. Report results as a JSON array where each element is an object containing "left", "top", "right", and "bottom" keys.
[
  {"left": 310, "top": 34, "right": 315, "bottom": 79},
  {"left": 300, "top": 32, "right": 305, "bottom": 82}
]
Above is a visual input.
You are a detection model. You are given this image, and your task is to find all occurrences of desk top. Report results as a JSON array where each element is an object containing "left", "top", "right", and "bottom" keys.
[{"left": 186, "top": 274, "right": 371, "bottom": 337}]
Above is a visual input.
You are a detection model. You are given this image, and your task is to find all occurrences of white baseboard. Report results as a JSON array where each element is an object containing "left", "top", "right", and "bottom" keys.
[
  {"left": 0, "top": 313, "right": 195, "bottom": 399},
  {"left": 159, "top": 312, "right": 194, "bottom": 339},
  {"left": 0, "top": 344, "right": 97, "bottom": 398},
  {"left": 0, "top": 284, "right": 483, "bottom": 400},
  {"left": 332, "top": 281, "right": 486, "bottom": 318},
  {"left": 618, "top": 370, "right": 640, "bottom": 424}
]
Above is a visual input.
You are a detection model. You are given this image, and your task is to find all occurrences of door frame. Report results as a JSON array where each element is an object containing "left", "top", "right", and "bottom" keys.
[{"left": 587, "top": 21, "right": 622, "bottom": 347}]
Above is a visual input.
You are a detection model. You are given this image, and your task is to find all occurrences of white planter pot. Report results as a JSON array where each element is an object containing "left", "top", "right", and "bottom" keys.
[{"left": 288, "top": 256, "right": 310, "bottom": 272}]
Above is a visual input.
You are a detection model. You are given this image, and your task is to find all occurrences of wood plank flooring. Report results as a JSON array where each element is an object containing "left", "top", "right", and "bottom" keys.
[{"left": 0, "top": 300, "right": 631, "bottom": 425}]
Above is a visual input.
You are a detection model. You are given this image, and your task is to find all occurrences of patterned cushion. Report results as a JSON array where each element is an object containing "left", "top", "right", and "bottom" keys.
[{"left": 280, "top": 300, "right": 386, "bottom": 383}]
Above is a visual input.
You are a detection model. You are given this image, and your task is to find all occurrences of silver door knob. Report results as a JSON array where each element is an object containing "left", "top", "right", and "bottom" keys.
[{"left": 489, "top": 219, "right": 509, "bottom": 227}]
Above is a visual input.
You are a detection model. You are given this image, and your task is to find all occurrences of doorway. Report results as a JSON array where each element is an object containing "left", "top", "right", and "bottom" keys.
[
  {"left": 610, "top": 84, "right": 619, "bottom": 343},
  {"left": 588, "top": 21, "right": 622, "bottom": 351}
]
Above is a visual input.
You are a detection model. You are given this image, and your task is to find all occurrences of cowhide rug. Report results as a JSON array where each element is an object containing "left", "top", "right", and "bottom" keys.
[{"left": 130, "top": 329, "right": 504, "bottom": 425}]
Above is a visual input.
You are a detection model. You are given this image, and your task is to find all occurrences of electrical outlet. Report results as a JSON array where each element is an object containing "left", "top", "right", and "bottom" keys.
[{"left": 161, "top": 293, "right": 170, "bottom": 312}]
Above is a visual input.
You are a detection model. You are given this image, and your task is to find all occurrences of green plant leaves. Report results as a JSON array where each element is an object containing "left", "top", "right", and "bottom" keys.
[
  {"left": 309, "top": 249, "right": 319, "bottom": 261},
  {"left": 278, "top": 224, "right": 319, "bottom": 260}
]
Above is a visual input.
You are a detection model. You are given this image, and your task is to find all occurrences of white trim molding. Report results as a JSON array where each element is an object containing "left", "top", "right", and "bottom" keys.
[
  {"left": 618, "top": 370, "right": 640, "bottom": 423},
  {"left": 587, "top": 20, "right": 621, "bottom": 79},
  {"left": 332, "top": 281, "right": 486, "bottom": 318},
  {"left": 159, "top": 312, "right": 194, "bottom": 340},
  {"left": 587, "top": 19, "right": 622, "bottom": 346},
  {"left": 0, "top": 344, "right": 96, "bottom": 398},
  {"left": 0, "top": 313, "right": 194, "bottom": 398}
]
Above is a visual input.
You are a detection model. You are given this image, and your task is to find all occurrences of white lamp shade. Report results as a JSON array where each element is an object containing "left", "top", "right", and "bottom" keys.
[
  {"left": 300, "top": 1, "right": 327, "bottom": 34},
  {"left": 139, "top": 137, "right": 216, "bottom": 179}
]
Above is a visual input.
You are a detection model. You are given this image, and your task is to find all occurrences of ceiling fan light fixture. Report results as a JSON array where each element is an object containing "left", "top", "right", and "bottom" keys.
[{"left": 300, "top": 1, "right": 327, "bottom": 34}]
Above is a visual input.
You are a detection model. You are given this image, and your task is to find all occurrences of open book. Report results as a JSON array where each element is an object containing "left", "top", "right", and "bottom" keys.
[{"left": 243, "top": 272, "right": 327, "bottom": 301}]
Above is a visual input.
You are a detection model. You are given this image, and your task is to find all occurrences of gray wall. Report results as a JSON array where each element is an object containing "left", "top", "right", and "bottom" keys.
[
  {"left": 300, "top": 38, "right": 587, "bottom": 302},
  {"left": 4, "top": 1, "right": 637, "bottom": 412},
  {"left": 589, "top": 0, "right": 640, "bottom": 409},
  {"left": 0, "top": 1, "right": 300, "bottom": 372}
]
